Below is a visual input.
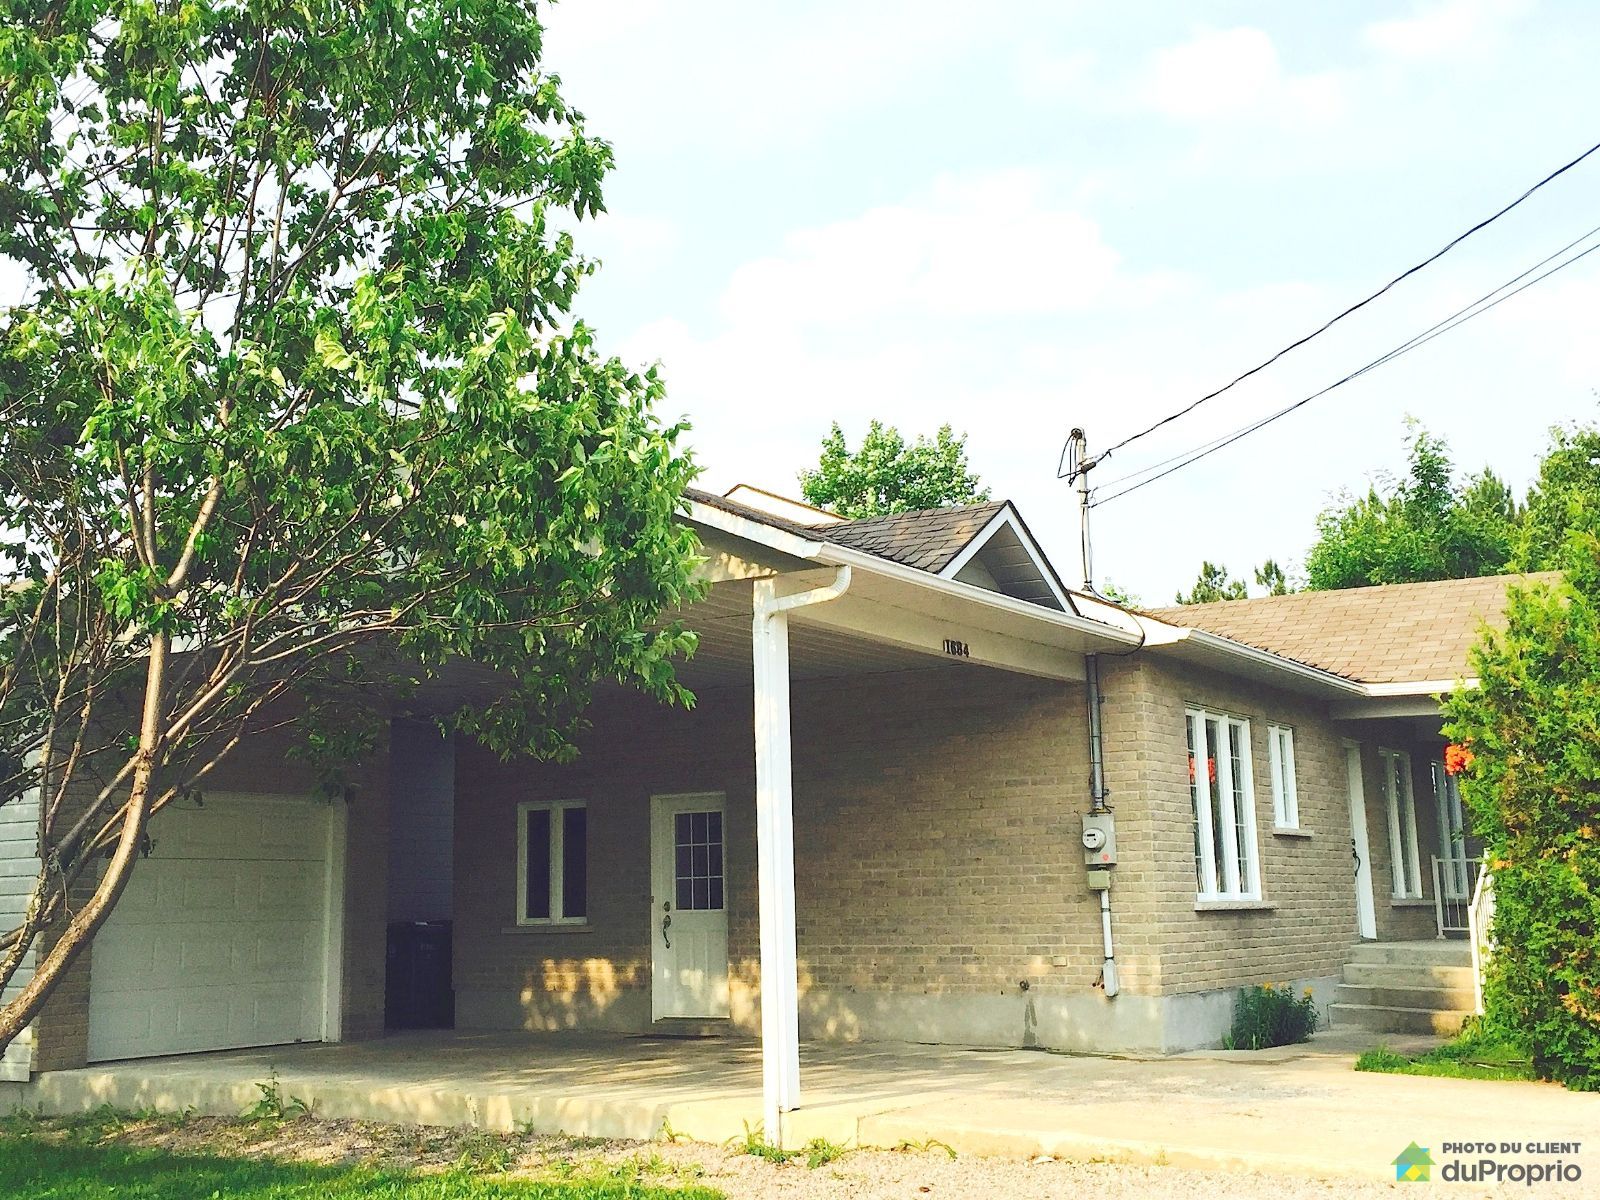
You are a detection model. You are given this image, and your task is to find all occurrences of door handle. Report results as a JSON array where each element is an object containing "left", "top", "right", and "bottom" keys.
[
  {"left": 661, "top": 904, "right": 672, "bottom": 949},
  {"left": 1352, "top": 837, "right": 1362, "bottom": 877}
]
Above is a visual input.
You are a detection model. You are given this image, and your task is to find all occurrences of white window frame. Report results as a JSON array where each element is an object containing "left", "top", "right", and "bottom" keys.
[
  {"left": 1380, "top": 750, "right": 1424, "bottom": 899},
  {"left": 516, "top": 799, "right": 588, "bottom": 925},
  {"left": 1266, "top": 724, "right": 1300, "bottom": 830},
  {"left": 1186, "top": 707, "right": 1262, "bottom": 902}
]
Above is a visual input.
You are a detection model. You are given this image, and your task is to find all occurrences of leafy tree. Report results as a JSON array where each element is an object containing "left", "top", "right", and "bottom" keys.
[
  {"left": 1303, "top": 421, "right": 1520, "bottom": 590},
  {"left": 1253, "top": 559, "right": 1292, "bottom": 596},
  {"left": 1516, "top": 418, "right": 1600, "bottom": 570},
  {"left": 1175, "top": 561, "right": 1248, "bottom": 605},
  {"left": 1443, "top": 508, "right": 1600, "bottom": 1090},
  {"left": 1096, "top": 580, "right": 1143, "bottom": 608},
  {"left": 798, "top": 421, "right": 989, "bottom": 518},
  {"left": 0, "top": 0, "right": 700, "bottom": 1051}
]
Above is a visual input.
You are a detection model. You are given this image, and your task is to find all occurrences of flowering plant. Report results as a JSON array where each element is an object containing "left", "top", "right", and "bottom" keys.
[{"left": 1443, "top": 743, "right": 1474, "bottom": 776}]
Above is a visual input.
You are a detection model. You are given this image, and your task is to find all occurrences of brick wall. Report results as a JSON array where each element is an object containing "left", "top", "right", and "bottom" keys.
[
  {"left": 452, "top": 664, "right": 1149, "bottom": 1033},
  {"left": 1097, "top": 654, "right": 1449, "bottom": 996}
]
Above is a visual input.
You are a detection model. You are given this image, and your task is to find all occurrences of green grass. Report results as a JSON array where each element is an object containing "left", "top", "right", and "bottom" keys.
[
  {"left": 0, "top": 1136, "right": 724, "bottom": 1200},
  {"left": 1355, "top": 1027, "right": 1536, "bottom": 1082}
]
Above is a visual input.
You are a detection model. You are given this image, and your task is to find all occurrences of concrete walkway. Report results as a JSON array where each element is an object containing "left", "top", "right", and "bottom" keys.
[{"left": 9, "top": 1029, "right": 1598, "bottom": 1182}]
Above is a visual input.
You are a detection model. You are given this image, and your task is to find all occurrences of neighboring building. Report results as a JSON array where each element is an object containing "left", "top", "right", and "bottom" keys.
[{"left": 1, "top": 487, "right": 1544, "bottom": 1131}]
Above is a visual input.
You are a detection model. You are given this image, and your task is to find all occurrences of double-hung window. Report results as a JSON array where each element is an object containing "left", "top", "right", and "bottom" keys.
[
  {"left": 1379, "top": 750, "right": 1423, "bottom": 899},
  {"left": 517, "top": 800, "right": 588, "bottom": 924},
  {"left": 1186, "top": 708, "right": 1261, "bottom": 901},
  {"left": 1266, "top": 724, "right": 1300, "bottom": 830}
]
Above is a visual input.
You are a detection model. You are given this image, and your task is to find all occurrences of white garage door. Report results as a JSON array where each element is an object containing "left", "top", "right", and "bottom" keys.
[{"left": 88, "top": 793, "right": 340, "bottom": 1062}]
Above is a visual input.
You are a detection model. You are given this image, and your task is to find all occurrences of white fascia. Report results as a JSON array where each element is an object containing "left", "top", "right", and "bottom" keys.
[{"left": 686, "top": 498, "right": 1141, "bottom": 649}]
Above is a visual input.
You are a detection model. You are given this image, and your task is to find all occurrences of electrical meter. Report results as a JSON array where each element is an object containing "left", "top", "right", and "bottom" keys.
[{"left": 1081, "top": 812, "right": 1117, "bottom": 867}]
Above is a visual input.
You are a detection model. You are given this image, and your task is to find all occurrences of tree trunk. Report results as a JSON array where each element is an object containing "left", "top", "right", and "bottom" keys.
[{"left": 0, "top": 632, "right": 170, "bottom": 1055}]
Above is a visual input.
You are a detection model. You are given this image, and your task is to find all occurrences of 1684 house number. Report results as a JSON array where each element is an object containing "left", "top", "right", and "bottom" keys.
[{"left": 942, "top": 638, "right": 970, "bottom": 658}]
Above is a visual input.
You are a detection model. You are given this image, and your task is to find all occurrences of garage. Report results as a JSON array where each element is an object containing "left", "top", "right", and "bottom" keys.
[{"left": 87, "top": 792, "right": 342, "bottom": 1062}]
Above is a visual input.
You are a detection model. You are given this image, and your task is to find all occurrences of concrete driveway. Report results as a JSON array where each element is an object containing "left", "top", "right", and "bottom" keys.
[{"left": 12, "top": 1028, "right": 1598, "bottom": 1182}]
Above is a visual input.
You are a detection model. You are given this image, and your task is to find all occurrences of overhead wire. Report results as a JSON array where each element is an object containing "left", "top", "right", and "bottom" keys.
[
  {"left": 1090, "top": 231, "right": 1600, "bottom": 507},
  {"left": 1089, "top": 136, "right": 1600, "bottom": 466},
  {"left": 1092, "top": 218, "right": 1600, "bottom": 496}
]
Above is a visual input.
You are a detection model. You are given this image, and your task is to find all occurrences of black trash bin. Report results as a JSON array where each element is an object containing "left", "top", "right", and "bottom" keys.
[{"left": 385, "top": 920, "right": 454, "bottom": 1029}]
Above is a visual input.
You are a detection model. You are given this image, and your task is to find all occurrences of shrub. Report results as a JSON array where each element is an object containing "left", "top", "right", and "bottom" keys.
[
  {"left": 1443, "top": 510, "right": 1600, "bottom": 1091},
  {"left": 1226, "top": 983, "right": 1319, "bottom": 1050}
]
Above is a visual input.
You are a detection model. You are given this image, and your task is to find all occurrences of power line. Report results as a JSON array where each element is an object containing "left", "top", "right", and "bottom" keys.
[
  {"left": 1091, "top": 234, "right": 1600, "bottom": 507},
  {"left": 1092, "top": 135, "right": 1600, "bottom": 466},
  {"left": 1093, "top": 219, "right": 1600, "bottom": 495}
]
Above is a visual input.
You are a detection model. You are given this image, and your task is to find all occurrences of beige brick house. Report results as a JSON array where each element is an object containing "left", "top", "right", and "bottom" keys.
[{"left": 3, "top": 485, "right": 1536, "bottom": 1134}]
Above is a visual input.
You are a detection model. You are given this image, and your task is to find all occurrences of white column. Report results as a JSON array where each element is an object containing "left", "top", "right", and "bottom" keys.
[{"left": 751, "top": 578, "right": 802, "bottom": 1144}]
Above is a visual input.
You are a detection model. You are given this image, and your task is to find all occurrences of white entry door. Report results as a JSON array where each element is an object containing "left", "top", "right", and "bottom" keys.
[
  {"left": 1345, "top": 743, "right": 1378, "bottom": 941},
  {"left": 88, "top": 793, "right": 340, "bottom": 1061},
  {"left": 650, "top": 792, "right": 729, "bottom": 1020}
]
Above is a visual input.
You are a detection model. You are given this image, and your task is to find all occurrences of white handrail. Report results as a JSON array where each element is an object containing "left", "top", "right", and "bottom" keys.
[{"left": 1467, "top": 862, "right": 1495, "bottom": 1016}]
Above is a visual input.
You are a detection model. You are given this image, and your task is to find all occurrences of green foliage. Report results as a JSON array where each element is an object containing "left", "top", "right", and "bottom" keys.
[
  {"left": 241, "top": 1073, "right": 311, "bottom": 1124},
  {"left": 454, "top": 1129, "right": 515, "bottom": 1174},
  {"left": 1443, "top": 513, "right": 1600, "bottom": 1091},
  {"left": 1355, "top": 1024, "right": 1535, "bottom": 1082},
  {"left": 1224, "top": 983, "right": 1319, "bottom": 1049},
  {"left": 1253, "top": 559, "right": 1292, "bottom": 596},
  {"left": 1175, "top": 561, "right": 1247, "bottom": 605},
  {"left": 1515, "top": 418, "right": 1600, "bottom": 570},
  {"left": 0, "top": 1134, "right": 724, "bottom": 1198},
  {"left": 1304, "top": 421, "right": 1519, "bottom": 590},
  {"left": 728, "top": 1123, "right": 792, "bottom": 1164},
  {"left": 798, "top": 421, "right": 988, "bottom": 518},
  {"left": 1095, "top": 580, "right": 1142, "bottom": 608},
  {"left": 888, "top": 1138, "right": 958, "bottom": 1159},
  {"left": 800, "top": 1137, "right": 848, "bottom": 1169},
  {"left": 0, "top": 0, "right": 703, "bottom": 1029}
]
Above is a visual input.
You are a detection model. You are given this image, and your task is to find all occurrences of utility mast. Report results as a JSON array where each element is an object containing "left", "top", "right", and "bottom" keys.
[{"left": 1063, "top": 428, "right": 1100, "bottom": 594}]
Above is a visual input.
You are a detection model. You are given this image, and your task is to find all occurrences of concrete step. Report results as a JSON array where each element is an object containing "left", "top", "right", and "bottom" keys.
[
  {"left": 1329, "top": 1002, "right": 1471, "bottom": 1036},
  {"left": 1341, "top": 962, "right": 1475, "bottom": 990},
  {"left": 1335, "top": 982, "right": 1477, "bottom": 1012},
  {"left": 1345, "top": 941, "right": 1472, "bottom": 967}
]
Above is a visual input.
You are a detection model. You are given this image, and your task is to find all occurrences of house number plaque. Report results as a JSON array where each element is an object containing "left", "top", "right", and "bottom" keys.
[{"left": 942, "top": 638, "right": 970, "bottom": 658}]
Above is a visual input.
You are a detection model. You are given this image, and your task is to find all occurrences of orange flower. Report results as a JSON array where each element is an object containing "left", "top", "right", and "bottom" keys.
[{"left": 1444, "top": 743, "right": 1474, "bottom": 776}]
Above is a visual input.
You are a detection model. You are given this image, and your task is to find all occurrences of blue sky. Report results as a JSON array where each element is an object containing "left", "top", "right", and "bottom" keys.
[{"left": 542, "top": 0, "right": 1600, "bottom": 602}]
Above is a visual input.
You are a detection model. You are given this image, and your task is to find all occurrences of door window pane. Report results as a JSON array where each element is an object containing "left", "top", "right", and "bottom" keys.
[{"left": 673, "top": 808, "right": 725, "bottom": 912}]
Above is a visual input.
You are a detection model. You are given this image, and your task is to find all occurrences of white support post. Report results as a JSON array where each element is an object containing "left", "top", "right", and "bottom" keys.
[{"left": 751, "top": 567, "right": 850, "bottom": 1147}]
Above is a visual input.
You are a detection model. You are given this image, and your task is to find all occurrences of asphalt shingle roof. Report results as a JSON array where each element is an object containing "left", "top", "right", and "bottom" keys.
[
  {"left": 1146, "top": 573, "right": 1562, "bottom": 684},
  {"left": 810, "top": 503, "right": 1006, "bottom": 573},
  {"left": 686, "top": 488, "right": 1005, "bottom": 575}
]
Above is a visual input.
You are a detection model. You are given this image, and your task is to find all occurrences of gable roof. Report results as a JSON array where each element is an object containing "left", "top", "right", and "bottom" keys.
[
  {"left": 816, "top": 502, "right": 1009, "bottom": 573},
  {"left": 686, "top": 488, "right": 1082, "bottom": 615},
  {"left": 1145, "top": 573, "right": 1560, "bottom": 685}
]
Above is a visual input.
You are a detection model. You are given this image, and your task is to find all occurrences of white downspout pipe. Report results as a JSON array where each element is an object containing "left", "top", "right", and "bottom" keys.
[{"left": 752, "top": 565, "right": 851, "bottom": 1147}]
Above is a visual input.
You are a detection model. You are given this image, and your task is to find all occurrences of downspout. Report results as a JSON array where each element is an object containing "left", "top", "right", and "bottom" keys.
[
  {"left": 1085, "top": 653, "right": 1120, "bottom": 998},
  {"left": 751, "top": 564, "right": 851, "bottom": 1148}
]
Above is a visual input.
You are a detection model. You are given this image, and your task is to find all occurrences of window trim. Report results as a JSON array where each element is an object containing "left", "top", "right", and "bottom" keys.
[
  {"left": 1187, "top": 707, "right": 1262, "bottom": 903},
  {"left": 1266, "top": 724, "right": 1300, "bottom": 830},
  {"left": 1379, "top": 749, "right": 1424, "bottom": 899},
  {"left": 516, "top": 799, "right": 588, "bottom": 926}
]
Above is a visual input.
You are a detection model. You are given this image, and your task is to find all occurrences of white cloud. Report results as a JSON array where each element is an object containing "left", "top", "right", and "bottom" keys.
[
  {"left": 719, "top": 171, "right": 1127, "bottom": 326},
  {"left": 1136, "top": 28, "right": 1346, "bottom": 125},
  {"left": 1366, "top": 0, "right": 1532, "bottom": 60}
]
